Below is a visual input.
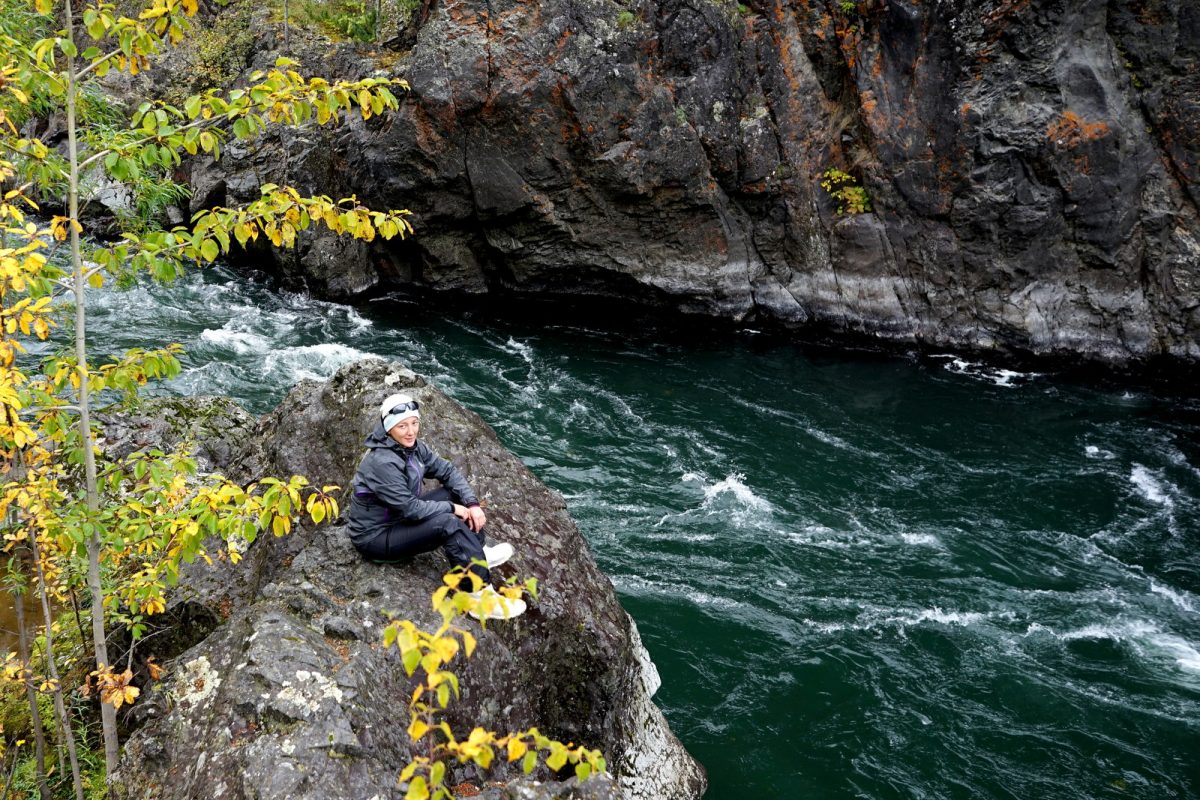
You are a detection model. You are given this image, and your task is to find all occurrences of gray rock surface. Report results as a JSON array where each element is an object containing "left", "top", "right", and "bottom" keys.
[
  {"left": 97, "top": 395, "right": 255, "bottom": 474},
  {"left": 110, "top": 359, "right": 705, "bottom": 800},
  {"left": 172, "top": 0, "right": 1199, "bottom": 365}
]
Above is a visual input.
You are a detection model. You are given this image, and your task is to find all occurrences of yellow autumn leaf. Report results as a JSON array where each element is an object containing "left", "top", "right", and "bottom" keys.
[
  {"left": 407, "top": 717, "right": 428, "bottom": 741},
  {"left": 404, "top": 777, "right": 429, "bottom": 800}
]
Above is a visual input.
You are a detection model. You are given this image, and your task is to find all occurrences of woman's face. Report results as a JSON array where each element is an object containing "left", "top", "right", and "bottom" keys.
[{"left": 388, "top": 417, "right": 420, "bottom": 448}]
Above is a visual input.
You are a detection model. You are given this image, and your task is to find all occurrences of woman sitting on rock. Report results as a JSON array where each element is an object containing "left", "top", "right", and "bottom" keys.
[{"left": 347, "top": 392, "right": 524, "bottom": 619}]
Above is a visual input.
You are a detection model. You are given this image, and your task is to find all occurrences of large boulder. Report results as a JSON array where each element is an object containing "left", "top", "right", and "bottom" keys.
[
  {"left": 162, "top": 0, "right": 1199, "bottom": 366},
  {"left": 110, "top": 359, "right": 706, "bottom": 800}
]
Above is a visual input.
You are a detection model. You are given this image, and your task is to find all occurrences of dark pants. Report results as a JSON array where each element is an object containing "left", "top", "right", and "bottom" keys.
[{"left": 355, "top": 488, "right": 490, "bottom": 584}]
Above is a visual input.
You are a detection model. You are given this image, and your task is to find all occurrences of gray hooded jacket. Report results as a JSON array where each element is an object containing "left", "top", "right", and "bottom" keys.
[{"left": 346, "top": 421, "right": 479, "bottom": 547}]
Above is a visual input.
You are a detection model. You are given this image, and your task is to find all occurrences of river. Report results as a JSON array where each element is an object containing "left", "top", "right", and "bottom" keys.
[{"left": 19, "top": 265, "right": 1200, "bottom": 798}]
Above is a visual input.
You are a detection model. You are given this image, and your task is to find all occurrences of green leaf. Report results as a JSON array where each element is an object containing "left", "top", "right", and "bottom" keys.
[
  {"left": 546, "top": 745, "right": 567, "bottom": 771},
  {"left": 199, "top": 239, "right": 219, "bottom": 262},
  {"left": 575, "top": 763, "right": 592, "bottom": 781},
  {"left": 401, "top": 647, "right": 421, "bottom": 676},
  {"left": 522, "top": 750, "right": 537, "bottom": 774},
  {"left": 429, "top": 761, "right": 445, "bottom": 788},
  {"left": 184, "top": 95, "right": 201, "bottom": 119}
]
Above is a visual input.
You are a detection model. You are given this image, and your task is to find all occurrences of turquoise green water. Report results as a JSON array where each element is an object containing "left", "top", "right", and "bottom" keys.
[{"left": 83, "top": 268, "right": 1198, "bottom": 798}]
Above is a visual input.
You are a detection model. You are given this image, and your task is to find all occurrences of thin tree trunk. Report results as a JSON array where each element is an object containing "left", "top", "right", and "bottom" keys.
[
  {"left": 7, "top": 452, "right": 50, "bottom": 800},
  {"left": 28, "top": 532, "right": 85, "bottom": 800},
  {"left": 14, "top": 566, "right": 51, "bottom": 800},
  {"left": 61, "top": 0, "right": 121, "bottom": 776},
  {"left": 1, "top": 749, "right": 20, "bottom": 800},
  {"left": 69, "top": 587, "right": 88, "bottom": 653},
  {"left": 283, "top": 0, "right": 290, "bottom": 51}
]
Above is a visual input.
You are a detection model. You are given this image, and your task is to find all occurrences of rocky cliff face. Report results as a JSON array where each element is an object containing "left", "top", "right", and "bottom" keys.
[
  {"left": 110, "top": 360, "right": 706, "bottom": 800},
  {"left": 183, "top": 0, "right": 1199, "bottom": 364}
]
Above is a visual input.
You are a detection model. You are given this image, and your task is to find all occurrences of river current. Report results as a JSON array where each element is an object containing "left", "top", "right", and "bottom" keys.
[{"left": 73, "top": 267, "right": 1200, "bottom": 797}]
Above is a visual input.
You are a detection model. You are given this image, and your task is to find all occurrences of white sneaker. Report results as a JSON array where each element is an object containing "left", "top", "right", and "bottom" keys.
[
  {"left": 467, "top": 586, "right": 527, "bottom": 621},
  {"left": 483, "top": 542, "right": 514, "bottom": 569}
]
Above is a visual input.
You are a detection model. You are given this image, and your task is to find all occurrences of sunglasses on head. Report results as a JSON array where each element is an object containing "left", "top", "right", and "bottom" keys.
[{"left": 388, "top": 400, "right": 420, "bottom": 415}]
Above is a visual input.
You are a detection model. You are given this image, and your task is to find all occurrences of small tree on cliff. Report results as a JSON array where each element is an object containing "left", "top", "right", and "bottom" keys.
[
  {"left": 0, "top": 0, "right": 411, "bottom": 787},
  {"left": 384, "top": 568, "right": 608, "bottom": 799}
]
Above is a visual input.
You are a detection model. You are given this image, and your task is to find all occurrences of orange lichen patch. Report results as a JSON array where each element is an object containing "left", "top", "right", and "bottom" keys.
[
  {"left": 495, "top": 7, "right": 524, "bottom": 26},
  {"left": 452, "top": 783, "right": 482, "bottom": 797},
  {"left": 770, "top": 3, "right": 800, "bottom": 94},
  {"left": 413, "top": 106, "right": 447, "bottom": 151},
  {"left": 1136, "top": 2, "right": 1167, "bottom": 26},
  {"left": 959, "top": 102, "right": 972, "bottom": 117},
  {"left": 560, "top": 119, "right": 581, "bottom": 143},
  {"left": 814, "top": 11, "right": 832, "bottom": 39},
  {"left": 1046, "top": 111, "right": 1110, "bottom": 147},
  {"left": 835, "top": 22, "right": 860, "bottom": 69},
  {"left": 983, "top": 0, "right": 1034, "bottom": 35}
]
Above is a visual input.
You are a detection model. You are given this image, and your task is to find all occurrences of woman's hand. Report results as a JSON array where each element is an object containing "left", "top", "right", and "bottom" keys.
[
  {"left": 453, "top": 504, "right": 487, "bottom": 531},
  {"left": 467, "top": 506, "right": 486, "bottom": 532}
]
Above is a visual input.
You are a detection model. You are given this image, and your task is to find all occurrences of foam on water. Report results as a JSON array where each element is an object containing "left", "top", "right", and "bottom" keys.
[
  {"left": 800, "top": 606, "right": 1001, "bottom": 636},
  {"left": 1154, "top": 635, "right": 1200, "bottom": 672},
  {"left": 1130, "top": 465, "right": 1175, "bottom": 507},
  {"left": 199, "top": 326, "right": 271, "bottom": 354},
  {"left": 658, "top": 472, "right": 773, "bottom": 529},
  {"left": 726, "top": 394, "right": 861, "bottom": 453},
  {"left": 1150, "top": 581, "right": 1197, "bottom": 613},
  {"left": 932, "top": 354, "right": 1040, "bottom": 387},
  {"left": 262, "top": 342, "right": 370, "bottom": 382},
  {"left": 1058, "top": 619, "right": 1160, "bottom": 641},
  {"left": 501, "top": 336, "right": 535, "bottom": 363},
  {"left": 702, "top": 473, "right": 771, "bottom": 511},
  {"left": 900, "top": 532, "right": 942, "bottom": 547},
  {"left": 886, "top": 607, "right": 994, "bottom": 627},
  {"left": 612, "top": 574, "right": 748, "bottom": 613},
  {"left": 1084, "top": 444, "right": 1116, "bottom": 460},
  {"left": 344, "top": 306, "right": 372, "bottom": 330},
  {"left": 1034, "top": 619, "right": 1200, "bottom": 675}
]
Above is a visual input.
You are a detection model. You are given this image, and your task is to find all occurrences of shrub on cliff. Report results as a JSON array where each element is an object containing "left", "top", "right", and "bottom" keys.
[{"left": 0, "top": 0, "right": 408, "bottom": 790}]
